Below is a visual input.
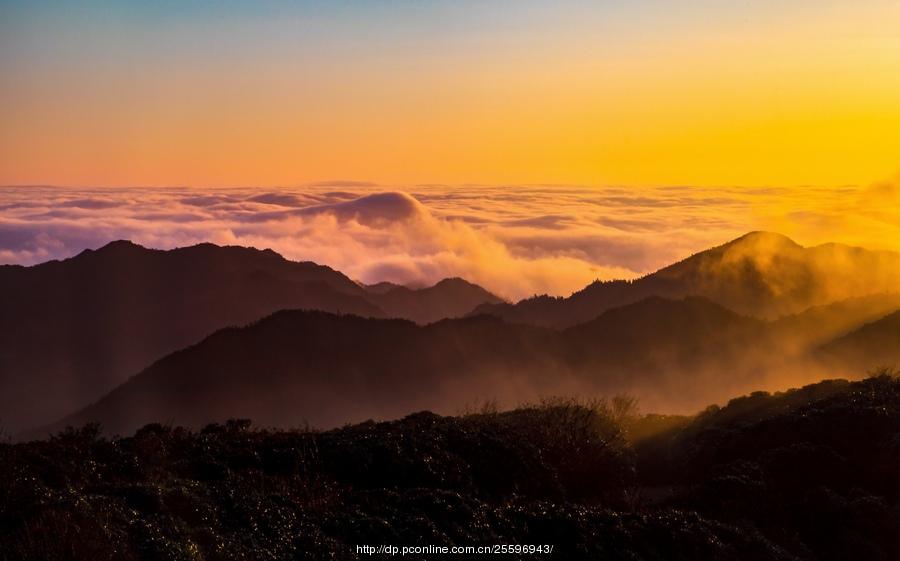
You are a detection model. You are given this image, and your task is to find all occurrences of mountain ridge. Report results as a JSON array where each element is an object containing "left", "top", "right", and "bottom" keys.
[
  {"left": 815, "top": 309, "right": 900, "bottom": 373},
  {"left": 8, "top": 232, "right": 900, "bottom": 434},
  {"left": 0, "top": 240, "right": 502, "bottom": 431},
  {"left": 473, "top": 231, "right": 900, "bottom": 327},
  {"left": 33, "top": 295, "right": 818, "bottom": 438}
]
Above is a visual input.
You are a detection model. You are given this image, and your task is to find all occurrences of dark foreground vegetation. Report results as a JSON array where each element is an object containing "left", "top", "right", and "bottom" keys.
[{"left": 3, "top": 375, "right": 900, "bottom": 560}]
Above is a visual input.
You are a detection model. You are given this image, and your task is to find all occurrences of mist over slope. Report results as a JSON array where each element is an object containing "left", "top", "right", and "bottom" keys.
[
  {"left": 43, "top": 312, "right": 568, "bottom": 436},
  {"left": 474, "top": 232, "right": 900, "bottom": 327},
  {"left": 8, "top": 230, "right": 900, "bottom": 436},
  {"left": 0, "top": 241, "right": 501, "bottom": 432},
  {"left": 815, "top": 310, "right": 900, "bottom": 373},
  {"left": 42, "top": 291, "right": 895, "bottom": 438}
]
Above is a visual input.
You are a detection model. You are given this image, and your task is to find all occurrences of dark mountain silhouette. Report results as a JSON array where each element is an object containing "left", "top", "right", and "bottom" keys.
[
  {"left": 473, "top": 231, "right": 900, "bottom": 327},
  {"left": 40, "top": 312, "right": 563, "bottom": 436},
  {"left": 815, "top": 310, "right": 900, "bottom": 373},
  {"left": 363, "top": 277, "right": 504, "bottom": 324},
  {"left": 44, "top": 297, "right": 786, "bottom": 437},
  {"left": 7, "top": 228, "right": 900, "bottom": 559},
  {"left": 7, "top": 232, "right": 900, "bottom": 435},
  {"left": 359, "top": 280, "right": 403, "bottom": 294},
  {"left": 0, "top": 241, "right": 500, "bottom": 432},
  {"left": 45, "top": 289, "right": 900, "bottom": 438}
]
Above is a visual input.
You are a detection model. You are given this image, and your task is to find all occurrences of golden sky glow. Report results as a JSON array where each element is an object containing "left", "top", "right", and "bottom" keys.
[{"left": 1, "top": 1, "right": 899, "bottom": 187}]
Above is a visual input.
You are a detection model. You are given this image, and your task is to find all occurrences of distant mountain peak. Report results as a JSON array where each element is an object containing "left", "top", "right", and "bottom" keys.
[
  {"left": 102, "top": 239, "right": 142, "bottom": 249},
  {"left": 89, "top": 239, "right": 145, "bottom": 254},
  {"left": 729, "top": 231, "right": 799, "bottom": 246},
  {"left": 360, "top": 276, "right": 503, "bottom": 323},
  {"left": 361, "top": 281, "right": 404, "bottom": 294},
  {"left": 714, "top": 231, "right": 803, "bottom": 258},
  {"left": 475, "top": 231, "right": 900, "bottom": 327},
  {"left": 435, "top": 276, "right": 468, "bottom": 285},
  {"left": 432, "top": 277, "right": 485, "bottom": 290},
  {"left": 71, "top": 239, "right": 148, "bottom": 262}
]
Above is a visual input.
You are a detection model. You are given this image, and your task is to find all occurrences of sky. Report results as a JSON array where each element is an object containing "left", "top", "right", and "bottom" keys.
[
  {"left": 1, "top": 1, "right": 899, "bottom": 298},
  {"left": 1, "top": 0, "right": 899, "bottom": 187}
]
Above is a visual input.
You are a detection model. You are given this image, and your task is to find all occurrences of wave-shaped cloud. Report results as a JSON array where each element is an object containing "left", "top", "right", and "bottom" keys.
[{"left": 2, "top": 181, "right": 898, "bottom": 299}]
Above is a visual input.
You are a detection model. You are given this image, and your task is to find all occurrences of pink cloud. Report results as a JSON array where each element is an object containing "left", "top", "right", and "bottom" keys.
[{"left": 2, "top": 182, "right": 897, "bottom": 299}]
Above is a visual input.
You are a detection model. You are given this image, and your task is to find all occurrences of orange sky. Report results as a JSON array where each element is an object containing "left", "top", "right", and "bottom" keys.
[{"left": 1, "top": 1, "right": 899, "bottom": 188}]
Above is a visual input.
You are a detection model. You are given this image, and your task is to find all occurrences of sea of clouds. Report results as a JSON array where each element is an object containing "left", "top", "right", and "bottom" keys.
[{"left": 2, "top": 181, "right": 898, "bottom": 299}]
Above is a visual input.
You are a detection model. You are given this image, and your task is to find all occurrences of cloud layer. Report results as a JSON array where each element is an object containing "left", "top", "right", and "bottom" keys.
[{"left": 2, "top": 182, "right": 899, "bottom": 299}]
